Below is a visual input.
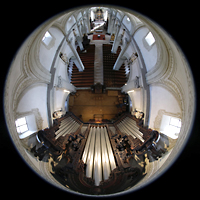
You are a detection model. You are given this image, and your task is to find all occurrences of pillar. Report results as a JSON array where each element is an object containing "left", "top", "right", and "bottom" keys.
[
  {"left": 111, "top": 23, "right": 121, "bottom": 54},
  {"left": 113, "top": 38, "right": 130, "bottom": 70},
  {"left": 67, "top": 37, "right": 84, "bottom": 72}
]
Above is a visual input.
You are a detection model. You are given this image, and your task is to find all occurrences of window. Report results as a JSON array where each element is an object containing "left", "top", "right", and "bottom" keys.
[
  {"left": 169, "top": 117, "right": 181, "bottom": 133},
  {"left": 143, "top": 31, "right": 156, "bottom": 51},
  {"left": 42, "top": 31, "right": 53, "bottom": 46},
  {"left": 160, "top": 115, "right": 181, "bottom": 139},
  {"left": 15, "top": 117, "right": 28, "bottom": 134},
  {"left": 145, "top": 32, "right": 155, "bottom": 46},
  {"left": 104, "top": 10, "right": 108, "bottom": 21}
]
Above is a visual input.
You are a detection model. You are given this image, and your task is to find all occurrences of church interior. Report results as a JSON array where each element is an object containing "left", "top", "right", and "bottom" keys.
[{"left": 4, "top": 6, "right": 195, "bottom": 196}]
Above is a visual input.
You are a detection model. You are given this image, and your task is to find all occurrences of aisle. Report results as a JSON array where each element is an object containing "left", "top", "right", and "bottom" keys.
[
  {"left": 94, "top": 42, "right": 104, "bottom": 84},
  {"left": 89, "top": 33, "right": 110, "bottom": 85},
  {"left": 69, "top": 45, "right": 95, "bottom": 87}
]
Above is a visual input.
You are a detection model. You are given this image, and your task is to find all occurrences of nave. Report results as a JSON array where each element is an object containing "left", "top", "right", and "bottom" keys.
[
  {"left": 4, "top": 5, "right": 195, "bottom": 197},
  {"left": 68, "top": 28, "right": 127, "bottom": 88}
]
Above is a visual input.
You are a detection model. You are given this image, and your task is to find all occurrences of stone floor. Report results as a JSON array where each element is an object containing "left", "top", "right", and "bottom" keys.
[{"left": 89, "top": 32, "right": 111, "bottom": 85}]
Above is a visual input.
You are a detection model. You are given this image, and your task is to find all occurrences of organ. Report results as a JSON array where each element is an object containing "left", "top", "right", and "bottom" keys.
[{"left": 32, "top": 112, "right": 164, "bottom": 194}]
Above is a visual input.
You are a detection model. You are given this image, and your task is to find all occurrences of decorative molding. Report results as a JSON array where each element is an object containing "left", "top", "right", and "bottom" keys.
[
  {"left": 28, "top": 33, "right": 52, "bottom": 83},
  {"left": 11, "top": 24, "right": 53, "bottom": 111},
  {"left": 57, "top": 76, "right": 62, "bottom": 88},
  {"left": 3, "top": 7, "right": 196, "bottom": 196},
  {"left": 144, "top": 29, "right": 185, "bottom": 115},
  {"left": 54, "top": 77, "right": 75, "bottom": 95},
  {"left": 32, "top": 108, "right": 44, "bottom": 130},
  {"left": 12, "top": 77, "right": 48, "bottom": 112},
  {"left": 145, "top": 34, "right": 169, "bottom": 84},
  {"left": 153, "top": 78, "right": 184, "bottom": 114}
]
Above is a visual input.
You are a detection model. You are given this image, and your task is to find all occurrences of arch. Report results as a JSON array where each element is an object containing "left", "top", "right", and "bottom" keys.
[
  {"left": 4, "top": 5, "right": 196, "bottom": 197},
  {"left": 54, "top": 88, "right": 70, "bottom": 113},
  {"left": 26, "top": 27, "right": 52, "bottom": 83},
  {"left": 15, "top": 82, "right": 49, "bottom": 129},
  {"left": 116, "top": 10, "right": 123, "bottom": 21},
  {"left": 51, "top": 23, "right": 66, "bottom": 35},
  {"left": 148, "top": 83, "right": 182, "bottom": 130},
  {"left": 16, "top": 82, "right": 48, "bottom": 113},
  {"left": 133, "top": 26, "right": 158, "bottom": 73},
  {"left": 128, "top": 13, "right": 144, "bottom": 35},
  {"left": 52, "top": 11, "right": 75, "bottom": 35},
  {"left": 76, "top": 11, "right": 83, "bottom": 21},
  {"left": 122, "top": 15, "right": 133, "bottom": 33},
  {"left": 65, "top": 15, "right": 76, "bottom": 34},
  {"left": 39, "top": 26, "right": 64, "bottom": 72}
]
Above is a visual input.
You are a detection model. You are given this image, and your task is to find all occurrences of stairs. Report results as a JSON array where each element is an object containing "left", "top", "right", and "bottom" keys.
[{"left": 103, "top": 44, "right": 127, "bottom": 87}]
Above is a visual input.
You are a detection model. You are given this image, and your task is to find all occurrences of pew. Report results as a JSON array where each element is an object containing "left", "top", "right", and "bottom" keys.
[
  {"left": 103, "top": 44, "right": 127, "bottom": 87},
  {"left": 69, "top": 45, "right": 95, "bottom": 87}
]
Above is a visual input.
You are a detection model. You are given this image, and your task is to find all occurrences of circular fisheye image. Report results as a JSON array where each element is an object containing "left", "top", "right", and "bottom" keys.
[{"left": 4, "top": 5, "right": 196, "bottom": 197}]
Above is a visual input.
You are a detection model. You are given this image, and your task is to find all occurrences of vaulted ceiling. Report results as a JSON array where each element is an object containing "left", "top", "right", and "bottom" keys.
[{"left": 4, "top": 5, "right": 196, "bottom": 197}]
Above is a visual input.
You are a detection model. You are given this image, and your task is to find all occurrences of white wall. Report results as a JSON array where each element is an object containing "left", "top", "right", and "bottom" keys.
[
  {"left": 126, "top": 58, "right": 140, "bottom": 85},
  {"left": 148, "top": 85, "right": 181, "bottom": 130},
  {"left": 160, "top": 115, "right": 180, "bottom": 139},
  {"left": 18, "top": 114, "right": 38, "bottom": 139},
  {"left": 53, "top": 38, "right": 76, "bottom": 113},
  {"left": 77, "top": 12, "right": 82, "bottom": 21},
  {"left": 128, "top": 89, "right": 142, "bottom": 112},
  {"left": 26, "top": 114, "right": 37, "bottom": 132},
  {"left": 16, "top": 84, "right": 49, "bottom": 129},
  {"left": 124, "top": 43, "right": 134, "bottom": 58},
  {"left": 54, "top": 89, "right": 69, "bottom": 111},
  {"left": 134, "top": 27, "right": 157, "bottom": 72},
  {"left": 65, "top": 15, "right": 76, "bottom": 33},
  {"left": 39, "top": 27, "right": 64, "bottom": 71},
  {"left": 122, "top": 16, "right": 132, "bottom": 33},
  {"left": 116, "top": 12, "right": 122, "bottom": 21},
  {"left": 122, "top": 59, "right": 142, "bottom": 93}
]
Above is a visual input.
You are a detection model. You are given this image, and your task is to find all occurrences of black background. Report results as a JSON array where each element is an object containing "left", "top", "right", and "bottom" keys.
[{"left": 1, "top": 1, "right": 199, "bottom": 199}]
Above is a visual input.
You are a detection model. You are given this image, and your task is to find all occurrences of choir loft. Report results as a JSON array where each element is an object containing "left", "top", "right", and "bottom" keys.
[{"left": 4, "top": 5, "right": 195, "bottom": 197}]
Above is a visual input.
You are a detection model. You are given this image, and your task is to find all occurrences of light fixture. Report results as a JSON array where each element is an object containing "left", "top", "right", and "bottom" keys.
[
  {"left": 128, "top": 90, "right": 134, "bottom": 93},
  {"left": 64, "top": 89, "right": 70, "bottom": 93}
]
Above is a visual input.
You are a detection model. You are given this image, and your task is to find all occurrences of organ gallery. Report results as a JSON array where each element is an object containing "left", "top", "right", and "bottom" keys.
[{"left": 4, "top": 5, "right": 195, "bottom": 197}]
